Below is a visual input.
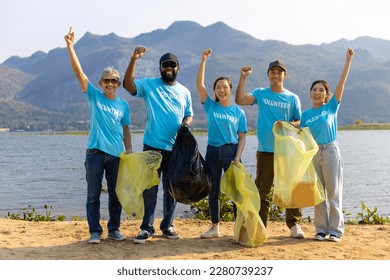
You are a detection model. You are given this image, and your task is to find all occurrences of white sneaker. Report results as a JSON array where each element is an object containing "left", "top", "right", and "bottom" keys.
[
  {"left": 200, "top": 224, "right": 220, "bottom": 238},
  {"left": 290, "top": 224, "right": 305, "bottom": 239},
  {"left": 329, "top": 235, "right": 342, "bottom": 242}
]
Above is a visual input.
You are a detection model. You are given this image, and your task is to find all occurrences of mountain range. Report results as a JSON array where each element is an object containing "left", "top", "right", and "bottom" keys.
[{"left": 1, "top": 20, "right": 390, "bottom": 131}]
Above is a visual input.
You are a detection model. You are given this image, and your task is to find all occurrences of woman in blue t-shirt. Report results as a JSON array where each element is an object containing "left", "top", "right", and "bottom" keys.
[
  {"left": 196, "top": 49, "right": 248, "bottom": 238},
  {"left": 300, "top": 48, "right": 354, "bottom": 242},
  {"left": 65, "top": 27, "right": 132, "bottom": 244}
]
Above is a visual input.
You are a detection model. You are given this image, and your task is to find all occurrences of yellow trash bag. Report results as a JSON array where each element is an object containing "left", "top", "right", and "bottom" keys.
[
  {"left": 272, "top": 121, "right": 325, "bottom": 208},
  {"left": 116, "top": 150, "right": 162, "bottom": 219},
  {"left": 221, "top": 162, "right": 268, "bottom": 247}
]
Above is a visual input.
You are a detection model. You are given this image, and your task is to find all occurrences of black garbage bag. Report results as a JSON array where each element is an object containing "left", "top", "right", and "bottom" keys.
[{"left": 168, "top": 126, "right": 211, "bottom": 204}]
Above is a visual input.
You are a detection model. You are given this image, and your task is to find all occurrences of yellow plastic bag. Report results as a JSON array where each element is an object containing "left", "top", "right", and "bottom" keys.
[
  {"left": 221, "top": 162, "right": 268, "bottom": 247},
  {"left": 116, "top": 150, "right": 162, "bottom": 219},
  {"left": 272, "top": 121, "right": 325, "bottom": 208}
]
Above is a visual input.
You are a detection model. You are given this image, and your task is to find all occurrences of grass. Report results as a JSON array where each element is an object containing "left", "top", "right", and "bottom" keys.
[
  {"left": 191, "top": 197, "right": 389, "bottom": 225},
  {"left": 3, "top": 201, "right": 389, "bottom": 225},
  {"left": 4, "top": 205, "right": 65, "bottom": 222},
  {"left": 339, "top": 124, "right": 390, "bottom": 130},
  {"left": 37, "top": 123, "right": 390, "bottom": 137}
]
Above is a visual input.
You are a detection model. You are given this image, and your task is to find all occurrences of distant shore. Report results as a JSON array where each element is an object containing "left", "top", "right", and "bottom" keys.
[
  {"left": 29, "top": 123, "right": 390, "bottom": 136},
  {"left": 338, "top": 123, "right": 390, "bottom": 130},
  {"left": 2, "top": 122, "right": 390, "bottom": 134}
]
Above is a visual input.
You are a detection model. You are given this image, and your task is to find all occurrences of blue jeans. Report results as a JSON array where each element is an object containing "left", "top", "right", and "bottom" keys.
[
  {"left": 140, "top": 145, "right": 176, "bottom": 234},
  {"left": 85, "top": 149, "right": 122, "bottom": 234},
  {"left": 205, "top": 144, "right": 238, "bottom": 224},
  {"left": 313, "top": 142, "right": 344, "bottom": 237}
]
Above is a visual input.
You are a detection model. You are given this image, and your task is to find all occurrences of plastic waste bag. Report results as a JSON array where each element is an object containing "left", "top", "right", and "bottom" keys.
[
  {"left": 116, "top": 150, "right": 162, "bottom": 219},
  {"left": 168, "top": 126, "right": 211, "bottom": 205},
  {"left": 221, "top": 162, "right": 268, "bottom": 247},
  {"left": 272, "top": 121, "right": 325, "bottom": 208}
]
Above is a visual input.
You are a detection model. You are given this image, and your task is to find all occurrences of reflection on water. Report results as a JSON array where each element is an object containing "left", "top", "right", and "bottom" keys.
[{"left": 0, "top": 130, "right": 389, "bottom": 220}]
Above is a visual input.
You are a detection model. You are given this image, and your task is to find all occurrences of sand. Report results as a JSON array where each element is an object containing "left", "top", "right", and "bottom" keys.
[{"left": 0, "top": 218, "right": 389, "bottom": 260}]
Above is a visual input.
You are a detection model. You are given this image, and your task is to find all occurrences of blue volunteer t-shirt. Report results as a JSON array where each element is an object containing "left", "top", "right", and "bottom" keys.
[
  {"left": 203, "top": 96, "right": 247, "bottom": 147},
  {"left": 134, "top": 78, "right": 193, "bottom": 151},
  {"left": 300, "top": 95, "right": 340, "bottom": 145},
  {"left": 250, "top": 87, "right": 301, "bottom": 152},
  {"left": 86, "top": 82, "right": 131, "bottom": 157}
]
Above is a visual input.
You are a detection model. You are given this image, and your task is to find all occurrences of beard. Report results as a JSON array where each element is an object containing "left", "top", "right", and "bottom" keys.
[{"left": 160, "top": 69, "right": 177, "bottom": 83}]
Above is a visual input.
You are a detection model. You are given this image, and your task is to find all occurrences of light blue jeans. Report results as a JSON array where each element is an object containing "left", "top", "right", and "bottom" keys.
[{"left": 313, "top": 142, "right": 344, "bottom": 237}]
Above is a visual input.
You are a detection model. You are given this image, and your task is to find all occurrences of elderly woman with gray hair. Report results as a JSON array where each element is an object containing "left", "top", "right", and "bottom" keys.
[{"left": 65, "top": 27, "right": 132, "bottom": 244}]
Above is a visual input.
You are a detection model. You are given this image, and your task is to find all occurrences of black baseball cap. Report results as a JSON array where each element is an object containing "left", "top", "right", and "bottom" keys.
[
  {"left": 160, "top": 52, "right": 179, "bottom": 65},
  {"left": 268, "top": 60, "right": 286, "bottom": 73}
]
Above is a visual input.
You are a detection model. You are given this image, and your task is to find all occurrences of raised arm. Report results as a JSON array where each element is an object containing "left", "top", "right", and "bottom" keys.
[
  {"left": 123, "top": 46, "right": 146, "bottom": 95},
  {"left": 64, "top": 27, "right": 88, "bottom": 93},
  {"left": 235, "top": 66, "right": 255, "bottom": 105},
  {"left": 196, "top": 49, "right": 212, "bottom": 103},
  {"left": 334, "top": 48, "right": 354, "bottom": 102}
]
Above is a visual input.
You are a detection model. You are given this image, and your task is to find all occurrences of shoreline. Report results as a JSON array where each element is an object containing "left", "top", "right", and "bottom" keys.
[
  {"left": 3, "top": 122, "right": 390, "bottom": 135},
  {"left": 1, "top": 218, "right": 389, "bottom": 260}
]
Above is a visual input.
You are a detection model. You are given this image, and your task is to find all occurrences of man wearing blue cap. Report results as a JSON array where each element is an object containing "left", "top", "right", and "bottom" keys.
[{"left": 123, "top": 46, "right": 193, "bottom": 244}]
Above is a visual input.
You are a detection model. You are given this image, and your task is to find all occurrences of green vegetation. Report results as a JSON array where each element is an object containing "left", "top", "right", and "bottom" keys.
[
  {"left": 71, "top": 216, "right": 86, "bottom": 221},
  {"left": 339, "top": 124, "right": 390, "bottom": 130},
  {"left": 39, "top": 131, "right": 88, "bottom": 136},
  {"left": 4, "top": 205, "right": 65, "bottom": 221},
  {"left": 191, "top": 193, "right": 235, "bottom": 222},
  {"left": 191, "top": 193, "right": 289, "bottom": 223},
  {"left": 191, "top": 196, "right": 389, "bottom": 225},
  {"left": 345, "top": 202, "right": 390, "bottom": 225},
  {"left": 4, "top": 201, "right": 389, "bottom": 225},
  {"left": 35, "top": 122, "right": 390, "bottom": 136},
  {"left": 339, "top": 120, "right": 390, "bottom": 130}
]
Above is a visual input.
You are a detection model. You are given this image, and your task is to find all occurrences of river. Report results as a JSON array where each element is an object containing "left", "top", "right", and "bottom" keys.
[{"left": 0, "top": 130, "right": 389, "bottom": 220}]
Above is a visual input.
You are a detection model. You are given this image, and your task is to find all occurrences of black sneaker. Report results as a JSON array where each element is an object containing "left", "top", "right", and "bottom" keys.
[
  {"left": 314, "top": 232, "right": 327, "bottom": 241},
  {"left": 162, "top": 227, "right": 180, "bottom": 239},
  {"left": 133, "top": 230, "right": 153, "bottom": 244}
]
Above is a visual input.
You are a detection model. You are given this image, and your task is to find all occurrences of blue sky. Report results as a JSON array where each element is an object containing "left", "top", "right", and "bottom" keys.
[{"left": 2, "top": 0, "right": 390, "bottom": 62}]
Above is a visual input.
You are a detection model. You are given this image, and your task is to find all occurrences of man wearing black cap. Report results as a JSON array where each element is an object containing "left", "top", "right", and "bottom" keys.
[
  {"left": 235, "top": 60, "right": 305, "bottom": 239},
  {"left": 123, "top": 46, "right": 193, "bottom": 244}
]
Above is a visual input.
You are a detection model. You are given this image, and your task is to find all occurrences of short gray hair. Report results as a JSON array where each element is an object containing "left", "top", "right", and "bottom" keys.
[{"left": 99, "top": 66, "right": 120, "bottom": 81}]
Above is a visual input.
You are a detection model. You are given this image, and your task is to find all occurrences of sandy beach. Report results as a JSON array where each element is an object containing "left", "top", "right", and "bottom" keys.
[{"left": 0, "top": 218, "right": 389, "bottom": 260}]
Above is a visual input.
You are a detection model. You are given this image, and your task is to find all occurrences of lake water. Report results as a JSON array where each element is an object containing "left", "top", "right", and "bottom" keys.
[{"left": 0, "top": 130, "right": 389, "bottom": 221}]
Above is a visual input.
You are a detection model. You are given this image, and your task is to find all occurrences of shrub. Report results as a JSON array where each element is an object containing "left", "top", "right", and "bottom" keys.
[{"left": 4, "top": 205, "right": 65, "bottom": 221}]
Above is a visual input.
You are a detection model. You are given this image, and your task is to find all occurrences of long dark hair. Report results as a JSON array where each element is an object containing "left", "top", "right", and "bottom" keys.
[
  {"left": 213, "top": 77, "right": 232, "bottom": 102},
  {"left": 310, "top": 79, "right": 332, "bottom": 103}
]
